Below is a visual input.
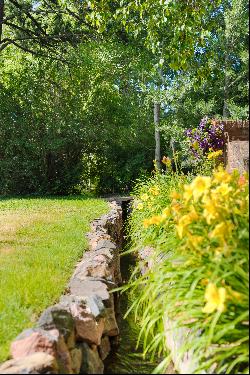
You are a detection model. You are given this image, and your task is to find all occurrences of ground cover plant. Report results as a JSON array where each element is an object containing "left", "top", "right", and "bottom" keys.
[
  {"left": 0, "top": 196, "right": 108, "bottom": 362},
  {"left": 125, "top": 162, "right": 249, "bottom": 374}
]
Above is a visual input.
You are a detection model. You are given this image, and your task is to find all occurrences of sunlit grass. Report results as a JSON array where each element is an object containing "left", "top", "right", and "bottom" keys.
[{"left": 0, "top": 196, "right": 108, "bottom": 362}]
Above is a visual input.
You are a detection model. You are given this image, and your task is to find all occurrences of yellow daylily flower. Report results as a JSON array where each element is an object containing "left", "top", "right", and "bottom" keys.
[
  {"left": 190, "top": 176, "right": 211, "bottom": 200},
  {"left": 192, "top": 140, "right": 199, "bottom": 150},
  {"left": 209, "top": 221, "right": 234, "bottom": 243},
  {"left": 202, "top": 283, "right": 226, "bottom": 313},
  {"left": 149, "top": 186, "right": 160, "bottom": 196},
  {"left": 170, "top": 191, "right": 181, "bottom": 200},
  {"left": 187, "top": 234, "right": 203, "bottom": 249},
  {"left": 176, "top": 214, "right": 194, "bottom": 238},
  {"left": 183, "top": 184, "right": 193, "bottom": 202},
  {"left": 189, "top": 209, "right": 199, "bottom": 221},
  {"left": 147, "top": 202, "right": 152, "bottom": 209},
  {"left": 141, "top": 193, "right": 150, "bottom": 201},
  {"left": 143, "top": 215, "right": 163, "bottom": 228},
  {"left": 150, "top": 215, "right": 164, "bottom": 225},
  {"left": 162, "top": 207, "right": 171, "bottom": 218},
  {"left": 137, "top": 203, "right": 144, "bottom": 210},
  {"left": 202, "top": 195, "right": 219, "bottom": 224},
  {"left": 171, "top": 202, "right": 182, "bottom": 213},
  {"left": 143, "top": 219, "right": 150, "bottom": 228},
  {"left": 162, "top": 156, "right": 172, "bottom": 167},
  {"left": 213, "top": 166, "right": 232, "bottom": 184},
  {"left": 213, "top": 183, "right": 232, "bottom": 197},
  {"left": 207, "top": 149, "right": 223, "bottom": 160}
]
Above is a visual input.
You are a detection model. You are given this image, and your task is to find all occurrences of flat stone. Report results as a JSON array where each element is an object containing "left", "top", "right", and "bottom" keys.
[
  {"left": 11, "top": 328, "right": 73, "bottom": 374},
  {"left": 95, "top": 240, "right": 117, "bottom": 251},
  {"left": 37, "top": 305, "right": 75, "bottom": 348},
  {"left": 80, "top": 343, "right": 104, "bottom": 374},
  {"left": 0, "top": 353, "right": 58, "bottom": 374},
  {"left": 73, "top": 258, "right": 113, "bottom": 280},
  {"left": 99, "top": 336, "right": 111, "bottom": 360},
  {"left": 60, "top": 295, "right": 105, "bottom": 319},
  {"left": 69, "top": 278, "right": 114, "bottom": 308}
]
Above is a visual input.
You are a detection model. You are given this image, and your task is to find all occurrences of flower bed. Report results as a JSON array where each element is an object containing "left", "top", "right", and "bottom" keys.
[
  {"left": 185, "top": 117, "right": 225, "bottom": 158},
  {"left": 126, "top": 167, "right": 249, "bottom": 374}
]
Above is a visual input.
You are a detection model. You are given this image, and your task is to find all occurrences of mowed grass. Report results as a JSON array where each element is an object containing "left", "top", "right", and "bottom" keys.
[{"left": 0, "top": 196, "right": 108, "bottom": 362}]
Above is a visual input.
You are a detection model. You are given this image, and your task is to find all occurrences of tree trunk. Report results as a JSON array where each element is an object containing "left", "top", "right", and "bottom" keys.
[
  {"left": 154, "top": 102, "right": 161, "bottom": 171},
  {"left": 223, "top": 53, "right": 230, "bottom": 118},
  {"left": 0, "top": 0, "right": 4, "bottom": 43}
]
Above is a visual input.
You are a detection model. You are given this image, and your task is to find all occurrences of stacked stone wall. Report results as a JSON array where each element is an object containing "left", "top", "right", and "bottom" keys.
[
  {"left": 214, "top": 119, "right": 249, "bottom": 174},
  {"left": 0, "top": 201, "right": 123, "bottom": 374}
]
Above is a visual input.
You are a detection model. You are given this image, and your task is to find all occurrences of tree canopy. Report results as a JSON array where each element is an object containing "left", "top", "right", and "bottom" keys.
[{"left": 0, "top": 0, "right": 248, "bottom": 195}]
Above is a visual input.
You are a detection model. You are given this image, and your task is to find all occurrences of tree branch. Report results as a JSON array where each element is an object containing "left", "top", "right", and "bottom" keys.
[
  {"left": 2, "top": 38, "right": 67, "bottom": 62},
  {"left": 0, "top": 40, "right": 10, "bottom": 51},
  {"left": 8, "top": 0, "right": 47, "bottom": 35},
  {"left": 5, "top": 21, "right": 41, "bottom": 37}
]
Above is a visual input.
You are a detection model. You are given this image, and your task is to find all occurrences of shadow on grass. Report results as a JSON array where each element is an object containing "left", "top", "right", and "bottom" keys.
[
  {"left": 0, "top": 193, "right": 130, "bottom": 203},
  {"left": 0, "top": 193, "right": 98, "bottom": 202}
]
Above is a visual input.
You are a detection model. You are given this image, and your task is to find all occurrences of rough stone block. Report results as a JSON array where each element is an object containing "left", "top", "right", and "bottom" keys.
[
  {"left": 37, "top": 305, "right": 75, "bottom": 349},
  {"left": 87, "top": 232, "right": 111, "bottom": 251},
  {"left": 70, "top": 348, "right": 82, "bottom": 374},
  {"left": 60, "top": 295, "right": 105, "bottom": 346},
  {"left": 99, "top": 336, "right": 111, "bottom": 360},
  {"left": 80, "top": 343, "right": 104, "bottom": 374},
  {"left": 226, "top": 140, "right": 249, "bottom": 174},
  {"left": 0, "top": 353, "right": 58, "bottom": 374},
  {"left": 11, "top": 328, "right": 72, "bottom": 374},
  {"left": 103, "top": 308, "right": 119, "bottom": 337},
  {"left": 60, "top": 295, "right": 105, "bottom": 319}
]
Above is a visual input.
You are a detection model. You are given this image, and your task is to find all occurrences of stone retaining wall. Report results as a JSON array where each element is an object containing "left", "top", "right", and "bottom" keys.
[
  {"left": 138, "top": 248, "right": 205, "bottom": 375},
  {"left": 0, "top": 201, "right": 123, "bottom": 374},
  {"left": 217, "top": 120, "right": 249, "bottom": 174}
]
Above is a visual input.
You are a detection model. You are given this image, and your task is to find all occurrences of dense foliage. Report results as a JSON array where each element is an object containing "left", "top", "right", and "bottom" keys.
[
  {"left": 0, "top": 42, "right": 155, "bottom": 194},
  {"left": 0, "top": 0, "right": 248, "bottom": 193}
]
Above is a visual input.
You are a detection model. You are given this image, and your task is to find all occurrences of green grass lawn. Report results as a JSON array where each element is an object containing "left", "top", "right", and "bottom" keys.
[{"left": 0, "top": 196, "right": 108, "bottom": 362}]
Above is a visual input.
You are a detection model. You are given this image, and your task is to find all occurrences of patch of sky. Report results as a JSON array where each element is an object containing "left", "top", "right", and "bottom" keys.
[{"left": 32, "top": 1, "right": 41, "bottom": 11}]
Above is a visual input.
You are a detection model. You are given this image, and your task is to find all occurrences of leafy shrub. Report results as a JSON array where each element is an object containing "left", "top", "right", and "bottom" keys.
[
  {"left": 185, "top": 117, "right": 224, "bottom": 159},
  {"left": 125, "top": 167, "right": 249, "bottom": 374}
]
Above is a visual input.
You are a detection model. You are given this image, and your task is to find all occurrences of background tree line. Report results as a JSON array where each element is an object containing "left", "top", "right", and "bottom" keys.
[{"left": 0, "top": 0, "right": 248, "bottom": 195}]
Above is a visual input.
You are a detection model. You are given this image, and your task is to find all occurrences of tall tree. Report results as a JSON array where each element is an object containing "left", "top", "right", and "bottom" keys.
[
  {"left": 85, "top": 0, "right": 224, "bottom": 166},
  {"left": 154, "top": 102, "right": 161, "bottom": 170},
  {"left": 0, "top": 0, "right": 4, "bottom": 43},
  {"left": 222, "top": 0, "right": 249, "bottom": 118}
]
